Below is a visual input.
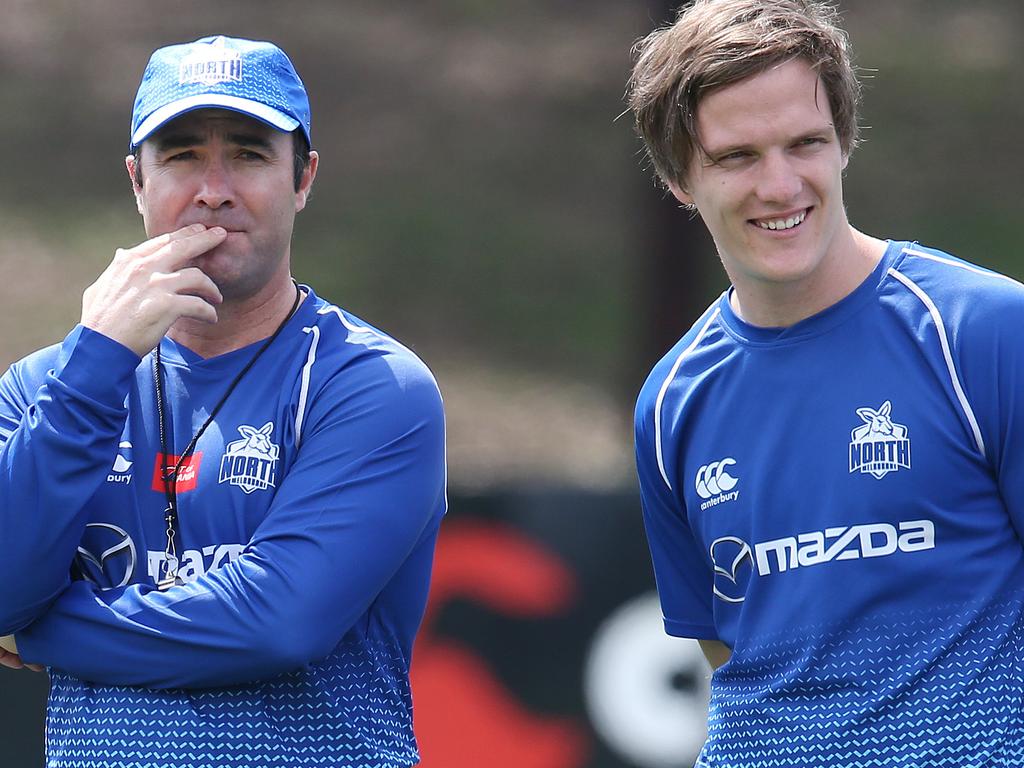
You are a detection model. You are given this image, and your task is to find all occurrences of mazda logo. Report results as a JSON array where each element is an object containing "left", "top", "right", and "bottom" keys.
[
  {"left": 709, "top": 536, "right": 752, "bottom": 603},
  {"left": 75, "top": 522, "right": 137, "bottom": 589}
]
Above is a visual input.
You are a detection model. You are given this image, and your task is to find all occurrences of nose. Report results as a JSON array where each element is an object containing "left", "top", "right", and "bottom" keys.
[
  {"left": 755, "top": 151, "right": 802, "bottom": 204},
  {"left": 193, "top": 157, "right": 235, "bottom": 209}
]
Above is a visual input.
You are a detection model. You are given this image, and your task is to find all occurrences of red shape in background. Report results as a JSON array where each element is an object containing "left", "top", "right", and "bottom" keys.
[{"left": 412, "top": 519, "right": 589, "bottom": 768}]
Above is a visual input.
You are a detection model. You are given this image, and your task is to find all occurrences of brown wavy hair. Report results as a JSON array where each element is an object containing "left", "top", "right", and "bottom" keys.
[{"left": 627, "top": 0, "right": 861, "bottom": 191}]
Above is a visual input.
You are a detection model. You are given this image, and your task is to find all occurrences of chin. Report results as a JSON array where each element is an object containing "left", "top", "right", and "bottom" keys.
[
  {"left": 741, "top": 253, "right": 822, "bottom": 286},
  {"left": 212, "top": 275, "right": 255, "bottom": 301}
]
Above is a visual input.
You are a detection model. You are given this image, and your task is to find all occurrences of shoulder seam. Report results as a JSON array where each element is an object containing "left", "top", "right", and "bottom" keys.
[
  {"left": 654, "top": 307, "right": 721, "bottom": 491},
  {"left": 307, "top": 302, "right": 444, "bottom": 415},
  {"left": 294, "top": 325, "right": 321, "bottom": 448},
  {"left": 887, "top": 266, "right": 986, "bottom": 457},
  {"left": 901, "top": 247, "right": 1022, "bottom": 288},
  {"left": 317, "top": 304, "right": 385, "bottom": 338},
  {"left": 316, "top": 304, "right": 423, "bottom": 361}
]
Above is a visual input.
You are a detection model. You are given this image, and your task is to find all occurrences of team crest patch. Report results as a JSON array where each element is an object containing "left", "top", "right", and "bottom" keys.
[
  {"left": 219, "top": 422, "right": 279, "bottom": 494},
  {"left": 848, "top": 400, "right": 911, "bottom": 479},
  {"left": 179, "top": 36, "right": 242, "bottom": 86}
]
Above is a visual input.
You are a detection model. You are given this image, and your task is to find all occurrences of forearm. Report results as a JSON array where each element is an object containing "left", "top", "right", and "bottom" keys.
[
  {"left": 19, "top": 446, "right": 444, "bottom": 688},
  {"left": 18, "top": 517, "right": 436, "bottom": 689},
  {"left": 17, "top": 575, "right": 311, "bottom": 688},
  {"left": 0, "top": 327, "right": 139, "bottom": 633}
]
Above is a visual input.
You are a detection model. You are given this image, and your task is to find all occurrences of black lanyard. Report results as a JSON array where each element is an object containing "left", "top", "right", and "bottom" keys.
[{"left": 151, "top": 283, "right": 302, "bottom": 590}]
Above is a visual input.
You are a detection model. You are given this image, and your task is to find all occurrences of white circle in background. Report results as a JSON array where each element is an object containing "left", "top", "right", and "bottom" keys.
[{"left": 584, "top": 592, "right": 710, "bottom": 767}]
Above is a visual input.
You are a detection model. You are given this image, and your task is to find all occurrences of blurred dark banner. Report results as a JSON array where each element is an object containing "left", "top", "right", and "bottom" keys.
[{"left": 1, "top": 492, "right": 712, "bottom": 768}]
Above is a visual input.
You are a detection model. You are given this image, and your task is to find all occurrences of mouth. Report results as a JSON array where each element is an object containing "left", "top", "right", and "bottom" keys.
[
  {"left": 190, "top": 223, "right": 245, "bottom": 235},
  {"left": 750, "top": 207, "right": 811, "bottom": 232}
]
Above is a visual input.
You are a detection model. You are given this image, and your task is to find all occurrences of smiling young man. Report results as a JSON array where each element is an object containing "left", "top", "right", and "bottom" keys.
[
  {"left": 0, "top": 36, "right": 446, "bottom": 767},
  {"left": 629, "top": 1, "right": 1024, "bottom": 765}
]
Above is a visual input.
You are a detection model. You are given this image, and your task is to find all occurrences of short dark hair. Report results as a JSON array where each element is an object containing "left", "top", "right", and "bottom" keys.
[
  {"left": 131, "top": 129, "right": 312, "bottom": 192},
  {"left": 627, "top": 0, "right": 861, "bottom": 191}
]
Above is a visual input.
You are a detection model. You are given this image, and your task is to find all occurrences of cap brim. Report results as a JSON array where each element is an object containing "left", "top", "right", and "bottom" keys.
[{"left": 131, "top": 94, "right": 300, "bottom": 146}]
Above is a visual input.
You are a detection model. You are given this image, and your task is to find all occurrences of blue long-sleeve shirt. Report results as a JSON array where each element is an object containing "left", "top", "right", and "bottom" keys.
[{"left": 0, "top": 286, "right": 446, "bottom": 767}]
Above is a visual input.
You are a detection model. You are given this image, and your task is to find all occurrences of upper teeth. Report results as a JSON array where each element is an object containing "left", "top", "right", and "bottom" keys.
[{"left": 757, "top": 211, "right": 806, "bottom": 230}]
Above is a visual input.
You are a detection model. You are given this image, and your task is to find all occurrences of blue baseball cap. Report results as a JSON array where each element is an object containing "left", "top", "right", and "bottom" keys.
[{"left": 130, "top": 35, "right": 311, "bottom": 149}]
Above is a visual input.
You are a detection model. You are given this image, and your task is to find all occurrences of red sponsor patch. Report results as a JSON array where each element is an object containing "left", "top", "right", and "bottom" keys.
[{"left": 151, "top": 452, "right": 203, "bottom": 493}]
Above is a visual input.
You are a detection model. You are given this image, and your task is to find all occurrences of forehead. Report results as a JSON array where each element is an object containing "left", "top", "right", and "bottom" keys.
[
  {"left": 696, "top": 58, "right": 835, "bottom": 150},
  {"left": 146, "top": 108, "right": 289, "bottom": 147}
]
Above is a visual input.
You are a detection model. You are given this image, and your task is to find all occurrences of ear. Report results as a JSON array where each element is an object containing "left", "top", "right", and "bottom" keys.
[
  {"left": 666, "top": 179, "right": 694, "bottom": 207},
  {"left": 259, "top": 422, "right": 274, "bottom": 436},
  {"left": 879, "top": 401, "right": 891, "bottom": 416},
  {"left": 125, "top": 154, "right": 145, "bottom": 216},
  {"left": 295, "top": 150, "right": 319, "bottom": 213},
  {"left": 856, "top": 408, "right": 876, "bottom": 423},
  {"left": 239, "top": 426, "right": 257, "bottom": 438}
]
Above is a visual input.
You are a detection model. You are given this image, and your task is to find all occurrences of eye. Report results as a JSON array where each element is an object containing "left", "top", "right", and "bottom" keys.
[
  {"left": 166, "top": 150, "right": 196, "bottom": 162},
  {"left": 711, "top": 150, "right": 752, "bottom": 166},
  {"left": 237, "top": 149, "right": 268, "bottom": 161},
  {"left": 796, "top": 136, "right": 827, "bottom": 149}
]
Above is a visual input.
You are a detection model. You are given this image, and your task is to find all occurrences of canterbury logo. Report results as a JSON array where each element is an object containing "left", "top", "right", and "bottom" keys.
[{"left": 695, "top": 458, "right": 739, "bottom": 510}]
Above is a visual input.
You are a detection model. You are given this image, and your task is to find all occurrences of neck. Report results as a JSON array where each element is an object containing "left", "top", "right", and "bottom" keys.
[
  {"left": 167, "top": 275, "right": 303, "bottom": 358},
  {"left": 729, "top": 226, "right": 888, "bottom": 328}
]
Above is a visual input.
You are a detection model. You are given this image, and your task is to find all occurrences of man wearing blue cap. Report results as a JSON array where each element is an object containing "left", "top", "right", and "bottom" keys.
[{"left": 0, "top": 36, "right": 446, "bottom": 767}]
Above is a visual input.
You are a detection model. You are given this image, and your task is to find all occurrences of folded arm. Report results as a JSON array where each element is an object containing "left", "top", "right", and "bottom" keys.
[
  {"left": 0, "top": 328, "right": 140, "bottom": 635},
  {"left": 16, "top": 354, "right": 446, "bottom": 688}
]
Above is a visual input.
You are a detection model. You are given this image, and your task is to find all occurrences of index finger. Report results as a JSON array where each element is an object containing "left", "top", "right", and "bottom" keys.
[
  {"left": 128, "top": 225, "right": 226, "bottom": 264},
  {"left": 155, "top": 225, "right": 228, "bottom": 270},
  {"left": 126, "top": 223, "right": 208, "bottom": 260}
]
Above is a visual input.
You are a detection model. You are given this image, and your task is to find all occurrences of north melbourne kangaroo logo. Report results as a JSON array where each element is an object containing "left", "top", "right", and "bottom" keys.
[
  {"left": 696, "top": 458, "right": 739, "bottom": 510},
  {"left": 219, "top": 422, "right": 280, "bottom": 494},
  {"left": 849, "top": 400, "right": 911, "bottom": 479}
]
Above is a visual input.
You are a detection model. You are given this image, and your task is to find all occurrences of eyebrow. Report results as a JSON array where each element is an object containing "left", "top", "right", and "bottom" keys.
[
  {"left": 226, "top": 132, "right": 275, "bottom": 152},
  {"left": 701, "top": 141, "right": 753, "bottom": 159},
  {"left": 152, "top": 131, "right": 276, "bottom": 153},
  {"left": 703, "top": 126, "right": 835, "bottom": 158}
]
